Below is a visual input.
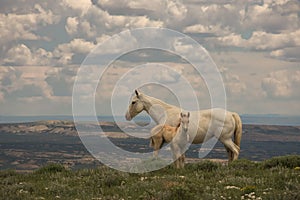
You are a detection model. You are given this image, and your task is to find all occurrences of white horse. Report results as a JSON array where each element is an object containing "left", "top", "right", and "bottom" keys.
[
  {"left": 150, "top": 112, "right": 190, "bottom": 169},
  {"left": 125, "top": 90, "right": 242, "bottom": 161}
]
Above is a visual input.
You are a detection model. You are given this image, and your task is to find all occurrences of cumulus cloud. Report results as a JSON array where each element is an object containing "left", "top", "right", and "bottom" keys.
[
  {"left": 270, "top": 47, "right": 300, "bottom": 62},
  {"left": 93, "top": 0, "right": 187, "bottom": 27},
  {"left": 45, "top": 66, "right": 78, "bottom": 96},
  {"left": 184, "top": 24, "right": 231, "bottom": 36},
  {"left": 262, "top": 70, "right": 300, "bottom": 98},
  {"left": 61, "top": 0, "right": 92, "bottom": 15},
  {"left": 4, "top": 44, "right": 53, "bottom": 66},
  {"left": 63, "top": 5, "right": 163, "bottom": 39},
  {"left": 220, "top": 67, "right": 247, "bottom": 96},
  {"left": 0, "top": 66, "right": 53, "bottom": 103},
  {"left": 241, "top": 2, "right": 299, "bottom": 33},
  {"left": 53, "top": 38, "right": 96, "bottom": 65},
  {"left": 153, "top": 65, "right": 183, "bottom": 83},
  {"left": 0, "top": 67, "right": 22, "bottom": 101},
  {"left": 0, "top": 4, "right": 59, "bottom": 45},
  {"left": 218, "top": 30, "right": 300, "bottom": 50}
]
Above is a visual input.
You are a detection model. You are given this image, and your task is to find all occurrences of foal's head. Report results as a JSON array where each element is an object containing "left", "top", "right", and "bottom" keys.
[{"left": 180, "top": 112, "right": 190, "bottom": 132}]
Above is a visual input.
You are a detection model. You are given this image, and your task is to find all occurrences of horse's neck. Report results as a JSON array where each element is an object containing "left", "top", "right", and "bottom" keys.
[
  {"left": 142, "top": 95, "right": 174, "bottom": 110},
  {"left": 142, "top": 95, "right": 179, "bottom": 124}
]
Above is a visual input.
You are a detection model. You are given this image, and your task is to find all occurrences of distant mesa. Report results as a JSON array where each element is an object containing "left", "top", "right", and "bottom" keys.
[
  {"left": 0, "top": 120, "right": 78, "bottom": 136},
  {"left": 0, "top": 120, "right": 127, "bottom": 136}
]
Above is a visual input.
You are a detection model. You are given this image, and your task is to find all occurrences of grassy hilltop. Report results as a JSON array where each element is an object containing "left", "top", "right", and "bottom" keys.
[{"left": 1, "top": 155, "right": 300, "bottom": 200}]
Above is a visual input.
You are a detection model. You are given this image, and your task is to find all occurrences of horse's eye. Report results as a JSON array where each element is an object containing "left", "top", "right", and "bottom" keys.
[{"left": 132, "top": 101, "right": 136, "bottom": 105}]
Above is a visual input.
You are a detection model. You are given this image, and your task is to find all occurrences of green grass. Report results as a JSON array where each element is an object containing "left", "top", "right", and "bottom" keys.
[{"left": 1, "top": 155, "right": 300, "bottom": 200}]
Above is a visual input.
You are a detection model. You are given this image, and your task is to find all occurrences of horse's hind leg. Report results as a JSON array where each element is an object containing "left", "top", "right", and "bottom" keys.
[
  {"left": 221, "top": 139, "right": 240, "bottom": 161},
  {"left": 224, "top": 146, "right": 233, "bottom": 161}
]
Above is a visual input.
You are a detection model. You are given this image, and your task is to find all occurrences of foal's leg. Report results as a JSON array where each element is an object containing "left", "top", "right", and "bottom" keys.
[
  {"left": 152, "top": 136, "right": 163, "bottom": 159},
  {"left": 179, "top": 153, "right": 185, "bottom": 169},
  {"left": 171, "top": 144, "right": 182, "bottom": 169}
]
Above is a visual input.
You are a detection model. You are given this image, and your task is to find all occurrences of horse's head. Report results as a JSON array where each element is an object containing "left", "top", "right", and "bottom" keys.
[
  {"left": 125, "top": 90, "right": 145, "bottom": 121},
  {"left": 180, "top": 111, "right": 190, "bottom": 133}
]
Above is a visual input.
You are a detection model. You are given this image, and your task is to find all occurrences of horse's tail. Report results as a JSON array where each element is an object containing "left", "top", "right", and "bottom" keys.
[{"left": 232, "top": 112, "right": 242, "bottom": 149}]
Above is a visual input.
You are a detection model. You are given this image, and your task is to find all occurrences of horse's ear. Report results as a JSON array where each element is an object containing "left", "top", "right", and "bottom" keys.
[
  {"left": 135, "top": 89, "right": 139, "bottom": 97},
  {"left": 187, "top": 112, "right": 190, "bottom": 117},
  {"left": 180, "top": 112, "right": 183, "bottom": 118}
]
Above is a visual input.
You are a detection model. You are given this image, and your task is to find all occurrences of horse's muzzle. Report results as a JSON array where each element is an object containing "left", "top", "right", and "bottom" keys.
[{"left": 125, "top": 112, "right": 132, "bottom": 121}]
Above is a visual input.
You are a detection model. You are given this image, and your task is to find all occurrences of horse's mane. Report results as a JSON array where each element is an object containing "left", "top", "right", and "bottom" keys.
[{"left": 143, "top": 94, "right": 178, "bottom": 109}]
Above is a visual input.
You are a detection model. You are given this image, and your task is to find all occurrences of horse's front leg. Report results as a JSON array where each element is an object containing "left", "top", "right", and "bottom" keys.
[{"left": 179, "top": 153, "right": 185, "bottom": 169}]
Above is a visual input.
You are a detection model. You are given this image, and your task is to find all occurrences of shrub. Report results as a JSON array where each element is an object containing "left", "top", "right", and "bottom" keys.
[
  {"left": 34, "top": 163, "right": 67, "bottom": 174},
  {"left": 187, "top": 160, "right": 219, "bottom": 172},
  {"left": 102, "top": 174, "right": 123, "bottom": 188},
  {"left": 228, "top": 159, "right": 258, "bottom": 170},
  {"left": 163, "top": 185, "right": 195, "bottom": 200},
  {"left": 262, "top": 155, "right": 300, "bottom": 169}
]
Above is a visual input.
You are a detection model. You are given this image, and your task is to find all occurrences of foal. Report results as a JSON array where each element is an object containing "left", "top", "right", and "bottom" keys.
[{"left": 150, "top": 112, "right": 190, "bottom": 168}]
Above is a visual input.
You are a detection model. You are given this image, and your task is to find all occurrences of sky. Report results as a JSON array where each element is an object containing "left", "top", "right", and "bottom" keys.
[{"left": 0, "top": 0, "right": 299, "bottom": 116}]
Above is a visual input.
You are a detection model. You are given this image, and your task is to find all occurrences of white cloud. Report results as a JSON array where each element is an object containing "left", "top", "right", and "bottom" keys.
[
  {"left": 61, "top": 0, "right": 92, "bottom": 15},
  {"left": 241, "top": 3, "right": 299, "bottom": 33},
  {"left": 184, "top": 24, "right": 231, "bottom": 36},
  {"left": 262, "top": 70, "right": 300, "bottom": 98},
  {"left": 0, "top": 4, "right": 59, "bottom": 45},
  {"left": 63, "top": 5, "right": 163, "bottom": 39},
  {"left": 92, "top": 31, "right": 139, "bottom": 55},
  {"left": 220, "top": 67, "right": 247, "bottom": 96},
  {"left": 45, "top": 66, "right": 78, "bottom": 96},
  {"left": 4, "top": 44, "right": 53, "bottom": 66},
  {"left": 0, "top": 66, "right": 53, "bottom": 102},
  {"left": 218, "top": 29, "right": 300, "bottom": 50},
  {"left": 153, "top": 65, "right": 183, "bottom": 83},
  {"left": 65, "top": 17, "right": 79, "bottom": 35},
  {"left": 270, "top": 47, "right": 300, "bottom": 62},
  {"left": 0, "top": 67, "right": 22, "bottom": 99},
  {"left": 53, "top": 38, "right": 96, "bottom": 65},
  {"left": 166, "top": 0, "right": 188, "bottom": 24}
]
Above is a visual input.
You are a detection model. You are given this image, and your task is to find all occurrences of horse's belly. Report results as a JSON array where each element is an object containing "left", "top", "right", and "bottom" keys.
[
  {"left": 192, "top": 133, "right": 212, "bottom": 144},
  {"left": 188, "top": 128, "right": 211, "bottom": 144}
]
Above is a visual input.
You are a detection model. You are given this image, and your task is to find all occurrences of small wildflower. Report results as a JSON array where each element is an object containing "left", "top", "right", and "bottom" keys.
[
  {"left": 19, "top": 189, "right": 28, "bottom": 194},
  {"left": 35, "top": 197, "right": 45, "bottom": 200},
  {"left": 225, "top": 186, "right": 240, "bottom": 190},
  {"left": 121, "top": 180, "right": 125, "bottom": 186}
]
